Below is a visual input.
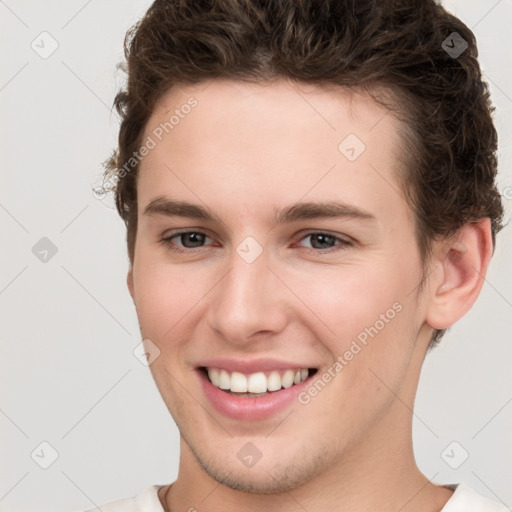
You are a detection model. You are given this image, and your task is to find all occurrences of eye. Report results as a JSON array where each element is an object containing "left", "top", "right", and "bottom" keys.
[
  {"left": 295, "top": 231, "right": 353, "bottom": 254},
  {"left": 160, "top": 231, "right": 212, "bottom": 253}
]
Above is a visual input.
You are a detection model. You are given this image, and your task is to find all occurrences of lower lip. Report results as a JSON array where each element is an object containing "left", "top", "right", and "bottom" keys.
[{"left": 198, "top": 369, "right": 314, "bottom": 421}]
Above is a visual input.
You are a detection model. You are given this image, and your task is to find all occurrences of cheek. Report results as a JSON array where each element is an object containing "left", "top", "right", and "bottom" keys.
[
  {"left": 289, "top": 262, "right": 406, "bottom": 343},
  {"left": 292, "top": 261, "right": 417, "bottom": 392},
  {"left": 132, "top": 254, "right": 201, "bottom": 342}
]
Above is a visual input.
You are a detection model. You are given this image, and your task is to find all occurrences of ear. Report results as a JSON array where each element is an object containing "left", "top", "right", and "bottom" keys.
[
  {"left": 127, "top": 266, "right": 135, "bottom": 301},
  {"left": 425, "top": 218, "right": 493, "bottom": 331}
]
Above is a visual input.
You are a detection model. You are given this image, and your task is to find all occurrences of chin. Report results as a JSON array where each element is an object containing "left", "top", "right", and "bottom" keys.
[
  {"left": 185, "top": 433, "right": 331, "bottom": 494},
  {"left": 201, "top": 461, "right": 310, "bottom": 494}
]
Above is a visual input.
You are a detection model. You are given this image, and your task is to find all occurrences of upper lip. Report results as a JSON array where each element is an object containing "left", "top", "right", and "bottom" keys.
[{"left": 197, "top": 357, "right": 317, "bottom": 374}]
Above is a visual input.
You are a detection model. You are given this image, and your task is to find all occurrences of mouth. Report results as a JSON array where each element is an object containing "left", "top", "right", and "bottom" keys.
[
  {"left": 200, "top": 366, "right": 318, "bottom": 398},
  {"left": 194, "top": 355, "right": 323, "bottom": 421}
]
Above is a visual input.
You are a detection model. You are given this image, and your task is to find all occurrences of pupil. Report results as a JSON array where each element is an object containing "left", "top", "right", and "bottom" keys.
[
  {"left": 184, "top": 233, "right": 204, "bottom": 247},
  {"left": 313, "top": 234, "right": 333, "bottom": 249}
]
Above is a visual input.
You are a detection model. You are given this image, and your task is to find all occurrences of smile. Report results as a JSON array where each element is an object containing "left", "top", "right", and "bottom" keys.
[
  {"left": 197, "top": 363, "right": 318, "bottom": 420},
  {"left": 204, "top": 367, "right": 312, "bottom": 396}
]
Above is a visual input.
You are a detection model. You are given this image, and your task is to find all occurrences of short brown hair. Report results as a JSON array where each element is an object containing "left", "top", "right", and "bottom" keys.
[{"left": 103, "top": 0, "right": 505, "bottom": 345}]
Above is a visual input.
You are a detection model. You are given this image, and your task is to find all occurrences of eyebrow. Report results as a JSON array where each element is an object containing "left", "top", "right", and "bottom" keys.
[{"left": 143, "top": 196, "right": 376, "bottom": 225}]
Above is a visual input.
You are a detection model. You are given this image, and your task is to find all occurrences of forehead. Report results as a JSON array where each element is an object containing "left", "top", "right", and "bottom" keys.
[
  {"left": 137, "top": 79, "right": 411, "bottom": 229},
  {"left": 145, "top": 79, "right": 400, "bottom": 148}
]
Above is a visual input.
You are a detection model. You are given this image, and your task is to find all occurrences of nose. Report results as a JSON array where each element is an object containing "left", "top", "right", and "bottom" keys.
[{"left": 206, "top": 244, "right": 289, "bottom": 345}]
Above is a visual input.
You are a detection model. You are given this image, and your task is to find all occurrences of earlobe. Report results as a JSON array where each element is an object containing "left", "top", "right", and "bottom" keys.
[{"left": 425, "top": 218, "right": 493, "bottom": 331}]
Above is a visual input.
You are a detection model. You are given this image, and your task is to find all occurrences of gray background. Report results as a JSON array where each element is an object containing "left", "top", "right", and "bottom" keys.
[{"left": 1, "top": 1, "right": 511, "bottom": 511}]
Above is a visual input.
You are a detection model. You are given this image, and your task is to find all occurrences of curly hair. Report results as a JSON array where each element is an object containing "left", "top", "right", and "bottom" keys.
[{"left": 103, "top": 0, "right": 505, "bottom": 345}]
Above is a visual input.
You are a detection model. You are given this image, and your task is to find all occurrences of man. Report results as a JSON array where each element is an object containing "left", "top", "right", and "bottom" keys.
[{"left": 87, "top": 0, "right": 507, "bottom": 510}]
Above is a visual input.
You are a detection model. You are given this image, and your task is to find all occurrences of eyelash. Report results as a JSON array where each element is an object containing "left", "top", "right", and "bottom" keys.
[{"left": 159, "top": 230, "right": 353, "bottom": 255}]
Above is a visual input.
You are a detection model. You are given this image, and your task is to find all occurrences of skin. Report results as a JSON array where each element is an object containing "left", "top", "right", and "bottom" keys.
[{"left": 127, "top": 78, "right": 492, "bottom": 511}]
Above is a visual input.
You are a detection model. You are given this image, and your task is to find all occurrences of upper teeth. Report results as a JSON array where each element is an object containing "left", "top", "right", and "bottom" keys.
[{"left": 206, "top": 368, "right": 309, "bottom": 393}]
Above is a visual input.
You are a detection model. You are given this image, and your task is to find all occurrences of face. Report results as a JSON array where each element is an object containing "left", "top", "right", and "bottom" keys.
[{"left": 128, "top": 79, "right": 433, "bottom": 493}]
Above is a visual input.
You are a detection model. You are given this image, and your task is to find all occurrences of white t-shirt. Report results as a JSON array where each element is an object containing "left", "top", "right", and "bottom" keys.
[{"left": 75, "top": 483, "right": 509, "bottom": 512}]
